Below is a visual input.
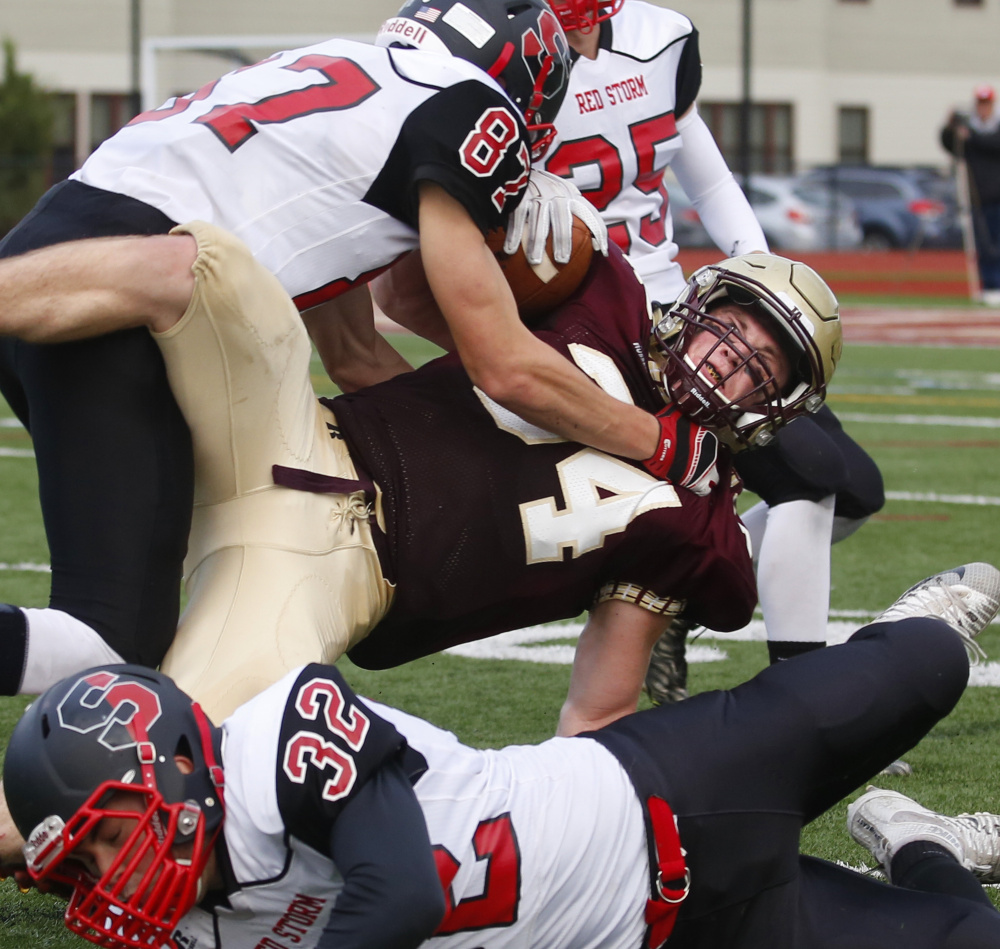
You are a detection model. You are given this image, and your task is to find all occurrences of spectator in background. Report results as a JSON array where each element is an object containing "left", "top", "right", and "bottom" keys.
[{"left": 942, "top": 84, "right": 1000, "bottom": 306}]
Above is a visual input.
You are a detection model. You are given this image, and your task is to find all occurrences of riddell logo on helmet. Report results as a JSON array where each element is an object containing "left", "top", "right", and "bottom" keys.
[
  {"left": 25, "top": 822, "right": 58, "bottom": 857},
  {"left": 378, "top": 18, "right": 430, "bottom": 43}
]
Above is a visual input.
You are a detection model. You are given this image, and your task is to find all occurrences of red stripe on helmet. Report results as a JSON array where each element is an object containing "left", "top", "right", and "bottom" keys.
[{"left": 487, "top": 41, "right": 515, "bottom": 78}]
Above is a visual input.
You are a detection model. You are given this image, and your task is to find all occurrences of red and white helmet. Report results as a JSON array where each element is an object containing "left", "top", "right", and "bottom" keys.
[
  {"left": 377, "top": 0, "right": 572, "bottom": 159},
  {"left": 547, "top": 0, "right": 624, "bottom": 33}
]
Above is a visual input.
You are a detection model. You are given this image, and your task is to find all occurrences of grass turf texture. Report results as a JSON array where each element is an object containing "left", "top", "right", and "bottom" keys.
[{"left": 0, "top": 336, "right": 997, "bottom": 942}]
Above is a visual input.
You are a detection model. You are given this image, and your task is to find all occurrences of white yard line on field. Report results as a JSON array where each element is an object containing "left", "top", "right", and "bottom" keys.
[
  {"left": 837, "top": 412, "right": 1000, "bottom": 428},
  {"left": 884, "top": 491, "right": 1000, "bottom": 506},
  {"left": 445, "top": 614, "right": 1000, "bottom": 687}
]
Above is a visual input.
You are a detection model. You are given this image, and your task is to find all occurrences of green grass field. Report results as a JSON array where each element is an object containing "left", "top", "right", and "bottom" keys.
[{"left": 0, "top": 332, "right": 998, "bottom": 943}]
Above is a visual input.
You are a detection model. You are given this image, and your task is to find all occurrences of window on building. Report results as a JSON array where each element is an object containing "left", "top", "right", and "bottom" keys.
[
  {"left": 50, "top": 93, "right": 77, "bottom": 183},
  {"left": 90, "top": 94, "right": 132, "bottom": 152},
  {"left": 838, "top": 106, "right": 869, "bottom": 164},
  {"left": 699, "top": 102, "right": 793, "bottom": 175}
]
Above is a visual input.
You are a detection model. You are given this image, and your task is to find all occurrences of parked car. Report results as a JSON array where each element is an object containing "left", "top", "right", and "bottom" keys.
[
  {"left": 905, "top": 166, "right": 963, "bottom": 249},
  {"left": 799, "top": 165, "right": 956, "bottom": 250},
  {"left": 665, "top": 172, "right": 863, "bottom": 252},
  {"left": 747, "top": 175, "right": 863, "bottom": 251}
]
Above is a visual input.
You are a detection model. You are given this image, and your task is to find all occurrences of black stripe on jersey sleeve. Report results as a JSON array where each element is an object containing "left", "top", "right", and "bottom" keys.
[
  {"left": 275, "top": 664, "right": 408, "bottom": 853},
  {"left": 363, "top": 80, "right": 531, "bottom": 235},
  {"left": 675, "top": 27, "right": 702, "bottom": 117}
]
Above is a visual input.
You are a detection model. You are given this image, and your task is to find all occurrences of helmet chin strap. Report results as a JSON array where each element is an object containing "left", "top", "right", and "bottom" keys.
[{"left": 191, "top": 701, "right": 225, "bottom": 811}]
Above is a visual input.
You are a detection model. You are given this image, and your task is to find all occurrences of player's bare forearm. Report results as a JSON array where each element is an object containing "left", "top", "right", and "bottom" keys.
[
  {"left": 370, "top": 250, "right": 456, "bottom": 351},
  {"left": 418, "top": 182, "right": 661, "bottom": 459},
  {"left": 0, "top": 233, "right": 195, "bottom": 341},
  {"left": 473, "top": 335, "right": 662, "bottom": 457},
  {"left": 303, "top": 287, "right": 413, "bottom": 392},
  {"left": 558, "top": 599, "right": 672, "bottom": 736}
]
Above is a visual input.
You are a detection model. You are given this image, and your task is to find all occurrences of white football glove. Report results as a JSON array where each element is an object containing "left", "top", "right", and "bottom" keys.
[{"left": 503, "top": 169, "right": 609, "bottom": 266}]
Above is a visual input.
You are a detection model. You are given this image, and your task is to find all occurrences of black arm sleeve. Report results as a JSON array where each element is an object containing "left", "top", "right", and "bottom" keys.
[
  {"left": 674, "top": 27, "right": 702, "bottom": 117},
  {"left": 317, "top": 759, "right": 445, "bottom": 949}
]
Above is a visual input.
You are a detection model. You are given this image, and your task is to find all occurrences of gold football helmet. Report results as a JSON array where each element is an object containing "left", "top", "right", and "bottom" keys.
[{"left": 648, "top": 253, "right": 842, "bottom": 450}]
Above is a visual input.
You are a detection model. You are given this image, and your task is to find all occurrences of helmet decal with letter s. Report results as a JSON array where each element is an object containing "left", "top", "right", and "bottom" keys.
[
  {"left": 647, "top": 253, "right": 842, "bottom": 450},
  {"left": 377, "top": 0, "right": 572, "bottom": 159}
]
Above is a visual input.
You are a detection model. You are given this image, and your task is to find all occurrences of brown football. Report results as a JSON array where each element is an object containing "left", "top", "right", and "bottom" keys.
[{"left": 486, "top": 214, "right": 595, "bottom": 320}]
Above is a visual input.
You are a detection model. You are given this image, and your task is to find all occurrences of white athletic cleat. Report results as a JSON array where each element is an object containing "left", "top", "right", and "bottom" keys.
[
  {"left": 848, "top": 787, "right": 1000, "bottom": 883},
  {"left": 871, "top": 562, "right": 1000, "bottom": 663}
]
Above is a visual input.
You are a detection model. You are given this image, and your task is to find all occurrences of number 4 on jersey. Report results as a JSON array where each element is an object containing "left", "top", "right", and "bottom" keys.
[{"left": 521, "top": 451, "right": 680, "bottom": 563}]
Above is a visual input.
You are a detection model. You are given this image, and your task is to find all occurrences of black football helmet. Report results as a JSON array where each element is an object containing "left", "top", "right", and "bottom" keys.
[
  {"left": 648, "top": 253, "right": 842, "bottom": 450},
  {"left": 3, "top": 664, "right": 225, "bottom": 949},
  {"left": 548, "top": 0, "right": 623, "bottom": 33},
  {"left": 376, "top": 0, "right": 572, "bottom": 159}
]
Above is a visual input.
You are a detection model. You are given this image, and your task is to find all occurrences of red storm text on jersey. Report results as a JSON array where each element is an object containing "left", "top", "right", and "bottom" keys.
[
  {"left": 335, "top": 247, "right": 755, "bottom": 670},
  {"left": 541, "top": 2, "right": 701, "bottom": 302},
  {"left": 74, "top": 40, "right": 532, "bottom": 308}
]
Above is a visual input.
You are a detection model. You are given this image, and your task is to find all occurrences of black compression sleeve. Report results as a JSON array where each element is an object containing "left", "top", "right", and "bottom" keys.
[
  {"left": 674, "top": 27, "right": 702, "bottom": 118},
  {"left": 317, "top": 759, "right": 445, "bottom": 949}
]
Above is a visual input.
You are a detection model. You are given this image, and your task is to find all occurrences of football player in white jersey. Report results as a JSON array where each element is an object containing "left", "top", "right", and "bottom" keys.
[
  {"left": 5, "top": 562, "right": 1000, "bottom": 949},
  {"left": 537, "top": 0, "right": 884, "bottom": 699},
  {"left": 0, "top": 0, "right": 690, "bottom": 709}
]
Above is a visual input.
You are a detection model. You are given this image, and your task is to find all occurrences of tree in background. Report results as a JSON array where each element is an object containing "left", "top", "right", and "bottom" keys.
[{"left": 0, "top": 38, "right": 53, "bottom": 236}]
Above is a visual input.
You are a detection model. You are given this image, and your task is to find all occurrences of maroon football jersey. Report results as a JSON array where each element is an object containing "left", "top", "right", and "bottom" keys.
[{"left": 336, "top": 246, "right": 756, "bottom": 669}]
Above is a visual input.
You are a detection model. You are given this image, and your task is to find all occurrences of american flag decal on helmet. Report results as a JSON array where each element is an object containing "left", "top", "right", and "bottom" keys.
[{"left": 414, "top": 6, "right": 442, "bottom": 21}]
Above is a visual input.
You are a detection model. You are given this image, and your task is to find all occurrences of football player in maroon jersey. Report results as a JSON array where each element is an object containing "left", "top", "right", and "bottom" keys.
[
  {"left": 0, "top": 218, "right": 839, "bottom": 867},
  {"left": 0, "top": 221, "right": 840, "bottom": 727}
]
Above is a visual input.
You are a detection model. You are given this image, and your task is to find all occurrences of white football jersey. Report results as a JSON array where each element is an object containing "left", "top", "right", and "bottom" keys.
[
  {"left": 542, "top": 2, "right": 699, "bottom": 302},
  {"left": 172, "top": 665, "right": 649, "bottom": 949},
  {"left": 74, "top": 40, "right": 532, "bottom": 308}
]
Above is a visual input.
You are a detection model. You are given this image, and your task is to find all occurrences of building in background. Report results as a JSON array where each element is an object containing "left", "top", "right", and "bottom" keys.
[{"left": 1, "top": 0, "right": 998, "bottom": 180}]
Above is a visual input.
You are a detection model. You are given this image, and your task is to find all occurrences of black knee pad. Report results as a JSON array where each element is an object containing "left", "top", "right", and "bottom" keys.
[
  {"left": 735, "top": 414, "right": 848, "bottom": 505},
  {"left": 735, "top": 405, "right": 885, "bottom": 516}
]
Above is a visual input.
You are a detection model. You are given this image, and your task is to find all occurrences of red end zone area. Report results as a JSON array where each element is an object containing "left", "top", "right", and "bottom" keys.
[
  {"left": 677, "top": 248, "right": 975, "bottom": 298},
  {"left": 677, "top": 249, "right": 1000, "bottom": 348}
]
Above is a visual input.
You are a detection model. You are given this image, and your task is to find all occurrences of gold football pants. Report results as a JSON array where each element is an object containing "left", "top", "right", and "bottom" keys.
[{"left": 155, "top": 221, "right": 393, "bottom": 723}]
